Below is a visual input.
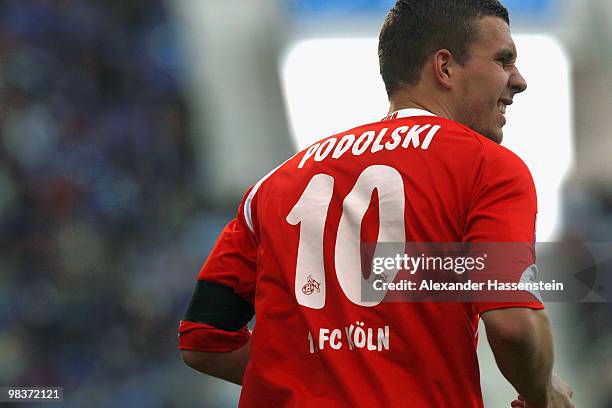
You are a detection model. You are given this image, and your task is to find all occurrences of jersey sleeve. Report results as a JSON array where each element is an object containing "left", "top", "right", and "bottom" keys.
[
  {"left": 178, "top": 190, "right": 258, "bottom": 352},
  {"left": 463, "top": 141, "right": 544, "bottom": 315}
]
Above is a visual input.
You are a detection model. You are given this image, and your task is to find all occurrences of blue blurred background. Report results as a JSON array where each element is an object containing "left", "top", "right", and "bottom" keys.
[{"left": 0, "top": 0, "right": 611, "bottom": 406}]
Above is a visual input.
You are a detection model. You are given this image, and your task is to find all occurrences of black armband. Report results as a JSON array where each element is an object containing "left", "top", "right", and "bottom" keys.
[{"left": 183, "top": 280, "right": 254, "bottom": 332}]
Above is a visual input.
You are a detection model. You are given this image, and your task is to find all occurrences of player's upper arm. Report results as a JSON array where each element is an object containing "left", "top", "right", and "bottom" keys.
[
  {"left": 480, "top": 307, "right": 550, "bottom": 344},
  {"left": 463, "top": 138, "right": 542, "bottom": 315},
  {"left": 463, "top": 139, "right": 537, "bottom": 244},
  {"left": 179, "top": 190, "right": 258, "bottom": 353}
]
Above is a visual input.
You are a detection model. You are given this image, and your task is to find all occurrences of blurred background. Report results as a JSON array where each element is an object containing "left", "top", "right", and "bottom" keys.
[{"left": 0, "top": 0, "right": 610, "bottom": 406}]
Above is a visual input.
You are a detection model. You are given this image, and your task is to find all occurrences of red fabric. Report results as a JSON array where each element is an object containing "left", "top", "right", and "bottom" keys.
[
  {"left": 178, "top": 321, "right": 250, "bottom": 352},
  {"left": 460, "top": 130, "right": 541, "bottom": 314},
  {"left": 180, "top": 115, "right": 543, "bottom": 407},
  {"left": 195, "top": 212, "right": 257, "bottom": 304}
]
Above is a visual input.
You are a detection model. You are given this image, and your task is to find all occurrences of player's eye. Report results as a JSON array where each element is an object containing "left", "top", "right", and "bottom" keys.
[{"left": 497, "top": 58, "right": 515, "bottom": 67}]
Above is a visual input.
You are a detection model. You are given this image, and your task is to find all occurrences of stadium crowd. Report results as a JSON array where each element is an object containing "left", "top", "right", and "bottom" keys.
[{"left": 0, "top": 0, "right": 234, "bottom": 405}]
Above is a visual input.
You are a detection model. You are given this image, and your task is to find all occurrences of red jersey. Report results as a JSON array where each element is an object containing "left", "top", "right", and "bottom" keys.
[{"left": 179, "top": 109, "right": 543, "bottom": 407}]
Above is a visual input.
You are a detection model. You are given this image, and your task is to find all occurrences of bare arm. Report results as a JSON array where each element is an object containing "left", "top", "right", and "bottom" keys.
[
  {"left": 181, "top": 340, "right": 251, "bottom": 385},
  {"left": 481, "top": 307, "right": 554, "bottom": 407}
]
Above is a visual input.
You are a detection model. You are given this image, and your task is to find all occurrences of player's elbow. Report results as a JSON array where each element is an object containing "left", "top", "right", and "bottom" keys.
[{"left": 482, "top": 308, "right": 555, "bottom": 402}]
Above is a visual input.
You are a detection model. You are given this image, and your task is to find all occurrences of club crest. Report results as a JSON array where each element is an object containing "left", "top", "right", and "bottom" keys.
[{"left": 302, "top": 275, "right": 321, "bottom": 295}]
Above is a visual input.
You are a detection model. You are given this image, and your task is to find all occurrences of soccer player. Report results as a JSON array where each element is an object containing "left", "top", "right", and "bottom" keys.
[{"left": 179, "top": 1, "right": 575, "bottom": 407}]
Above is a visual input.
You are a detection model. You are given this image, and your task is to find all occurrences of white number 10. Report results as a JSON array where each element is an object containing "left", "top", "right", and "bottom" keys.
[{"left": 286, "top": 165, "right": 406, "bottom": 309}]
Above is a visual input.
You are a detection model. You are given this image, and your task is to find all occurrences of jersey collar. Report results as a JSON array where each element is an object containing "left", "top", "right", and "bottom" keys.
[{"left": 382, "top": 108, "right": 437, "bottom": 121}]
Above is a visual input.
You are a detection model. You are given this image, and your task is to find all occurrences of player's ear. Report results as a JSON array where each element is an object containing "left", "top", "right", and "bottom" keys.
[{"left": 431, "top": 49, "right": 454, "bottom": 90}]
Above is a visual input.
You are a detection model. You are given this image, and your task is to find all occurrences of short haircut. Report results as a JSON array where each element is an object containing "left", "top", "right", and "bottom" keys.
[{"left": 378, "top": 0, "right": 509, "bottom": 97}]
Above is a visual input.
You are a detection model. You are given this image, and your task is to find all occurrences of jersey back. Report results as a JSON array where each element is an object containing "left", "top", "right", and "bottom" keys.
[{"left": 182, "top": 111, "right": 543, "bottom": 407}]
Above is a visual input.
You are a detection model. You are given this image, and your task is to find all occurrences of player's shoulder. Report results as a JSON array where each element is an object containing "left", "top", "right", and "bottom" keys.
[{"left": 447, "top": 120, "right": 533, "bottom": 180}]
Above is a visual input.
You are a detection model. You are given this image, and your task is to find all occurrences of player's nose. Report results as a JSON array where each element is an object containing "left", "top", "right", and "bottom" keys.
[{"left": 509, "top": 66, "right": 527, "bottom": 95}]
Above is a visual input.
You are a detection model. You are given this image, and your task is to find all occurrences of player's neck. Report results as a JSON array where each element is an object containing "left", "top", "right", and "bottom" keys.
[{"left": 388, "top": 92, "right": 457, "bottom": 122}]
